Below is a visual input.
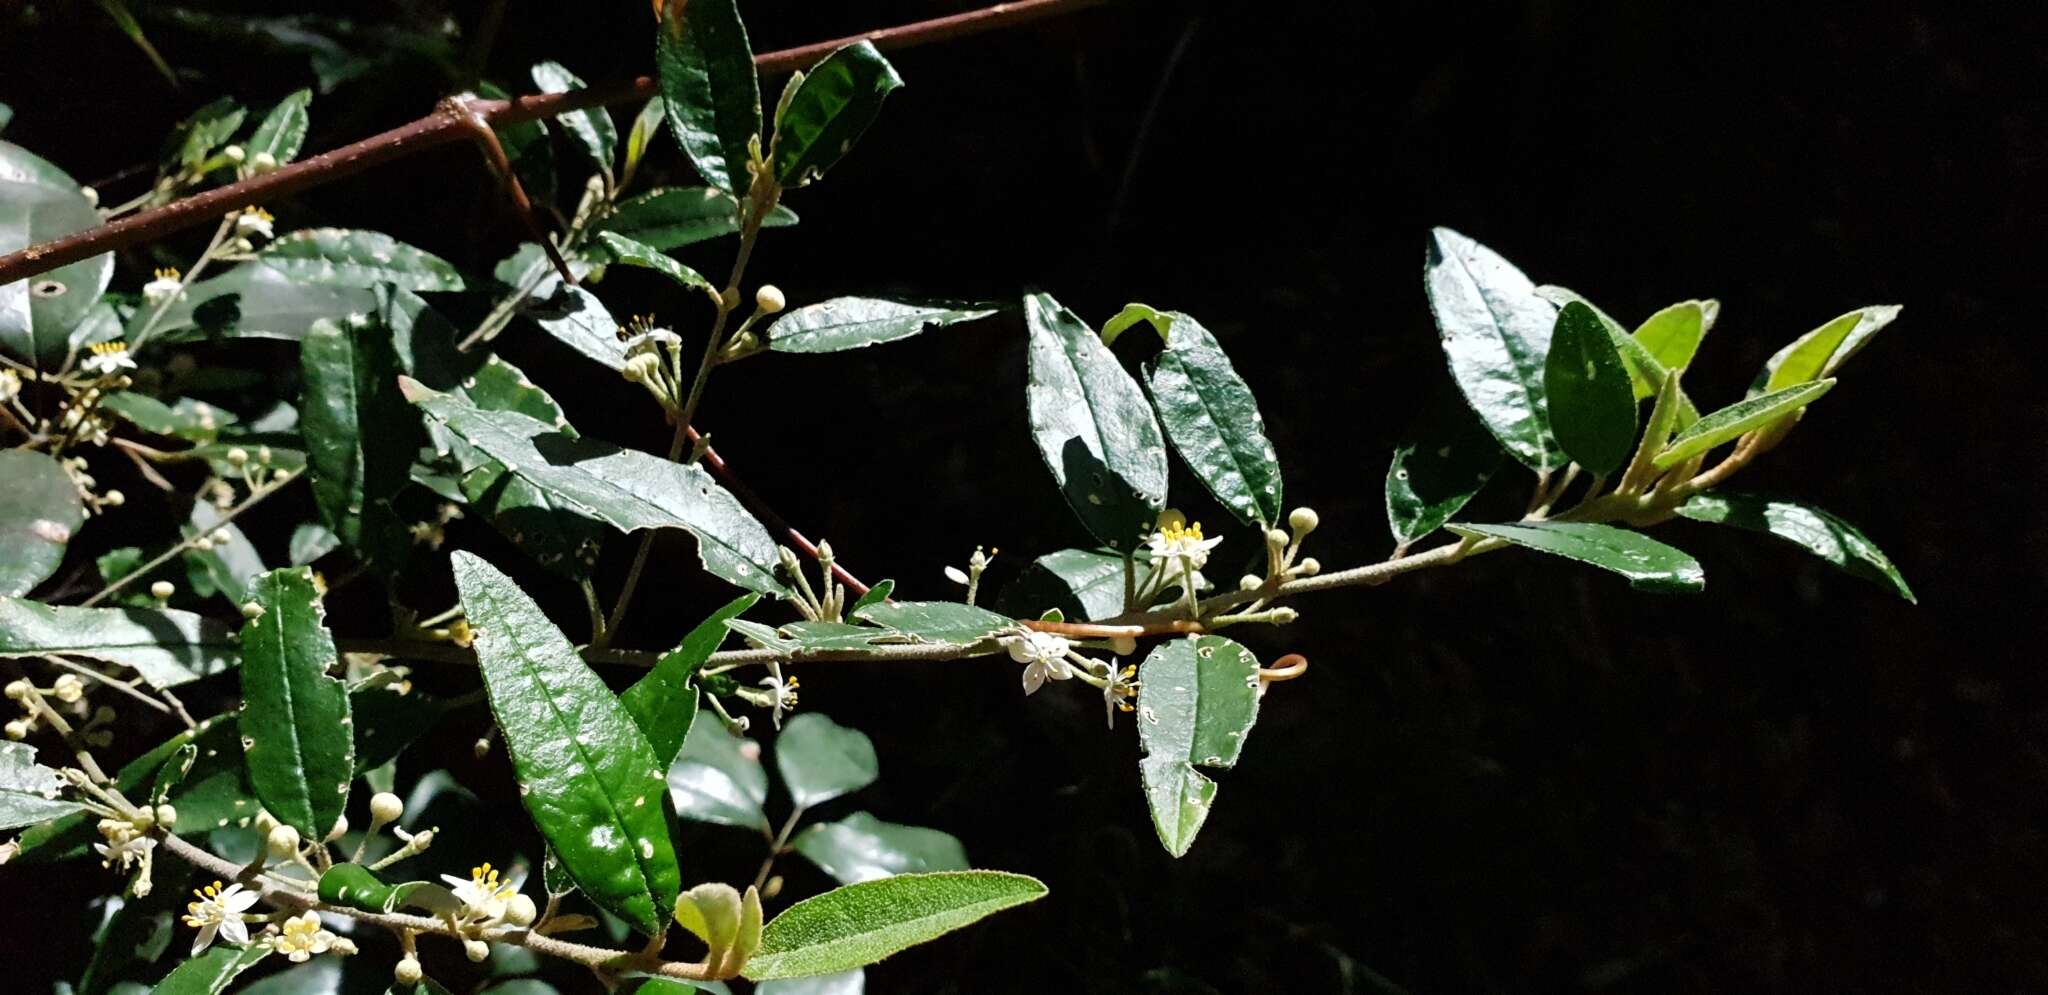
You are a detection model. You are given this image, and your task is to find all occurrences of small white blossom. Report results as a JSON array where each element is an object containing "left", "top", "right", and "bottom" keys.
[
  {"left": 757, "top": 668, "right": 800, "bottom": 729},
  {"left": 440, "top": 862, "right": 522, "bottom": 923},
  {"left": 1004, "top": 630, "right": 1074, "bottom": 695},
  {"left": 1146, "top": 512, "right": 1224, "bottom": 575},
  {"left": 51, "top": 674, "right": 85, "bottom": 703},
  {"left": 271, "top": 910, "right": 335, "bottom": 962},
  {"left": 82, "top": 341, "right": 138, "bottom": 377},
  {"left": 1101, "top": 661, "right": 1138, "bottom": 729},
  {"left": 142, "top": 268, "right": 183, "bottom": 307},
  {"left": 93, "top": 819, "right": 155, "bottom": 871},
  {"left": 234, "top": 207, "right": 274, "bottom": 240},
  {"left": 182, "top": 880, "right": 260, "bottom": 955}
]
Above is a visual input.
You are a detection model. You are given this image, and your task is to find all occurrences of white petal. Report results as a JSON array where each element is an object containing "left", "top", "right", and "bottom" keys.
[
  {"left": 193, "top": 923, "right": 218, "bottom": 956},
  {"left": 224, "top": 888, "right": 260, "bottom": 912},
  {"left": 220, "top": 917, "right": 250, "bottom": 946},
  {"left": 1021, "top": 665, "right": 1045, "bottom": 695}
]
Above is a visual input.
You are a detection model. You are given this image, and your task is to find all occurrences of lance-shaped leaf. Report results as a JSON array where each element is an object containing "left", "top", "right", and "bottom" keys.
[
  {"left": 1650, "top": 379, "right": 1834, "bottom": 469},
  {"left": 0, "top": 449, "right": 84, "bottom": 596},
  {"left": 0, "top": 742, "right": 83, "bottom": 829},
  {"left": 597, "top": 232, "right": 717, "bottom": 296},
  {"left": 668, "top": 715, "right": 770, "bottom": 831},
  {"left": 794, "top": 812, "right": 969, "bottom": 885},
  {"left": 726, "top": 619, "right": 968, "bottom": 656},
  {"left": 152, "top": 262, "right": 379, "bottom": 343},
  {"left": 595, "top": 187, "right": 796, "bottom": 255},
  {"left": 1386, "top": 392, "right": 1502, "bottom": 547},
  {"left": 452, "top": 551, "right": 681, "bottom": 935},
  {"left": 1138, "top": 310, "right": 1285, "bottom": 526},
  {"left": 656, "top": 0, "right": 760, "bottom": 196},
  {"left": 775, "top": 713, "right": 878, "bottom": 809},
  {"left": 622, "top": 593, "right": 759, "bottom": 765},
  {"left": 745, "top": 871, "right": 1048, "bottom": 980},
  {"left": 1756, "top": 305, "right": 1902, "bottom": 394},
  {"left": 1633, "top": 299, "right": 1715, "bottom": 371},
  {"left": 455, "top": 357, "right": 609, "bottom": 578},
  {"left": 257, "top": 229, "right": 464, "bottom": 291},
  {"left": 532, "top": 61, "right": 617, "bottom": 174},
  {"left": 1137, "top": 635, "right": 1263, "bottom": 857},
  {"left": 770, "top": 42, "right": 904, "bottom": 186},
  {"left": 849, "top": 601, "right": 1013, "bottom": 645},
  {"left": 1024, "top": 292, "right": 1169, "bottom": 549},
  {"left": 1543, "top": 301, "right": 1637, "bottom": 476},
  {"left": 316, "top": 863, "right": 461, "bottom": 916},
  {"left": 1446, "top": 522, "right": 1704, "bottom": 593},
  {"left": 0, "top": 599, "right": 237, "bottom": 688},
  {"left": 301, "top": 316, "right": 421, "bottom": 572},
  {"left": 239, "top": 567, "right": 354, "bottom": 840},
  {"left": 406, "top": 380, "right": 787, "bottom": 595},
  {"left": 1677, "top": 491, "right": 1915, "bottom": 602},
  {"left": 147, "top": 941, "right": 270, "bottom": 995},
  {"left": 765, "top": 298, "right": 995, "bottom": 354},
  {"left": 0, "top": 141, "right": 113, "bottom": 366},
  {"left": 1425, "top": 228, "right": 1560, "bottom": 471},
  {"left": 246, "top": 88, "right": 312, "bottom": 165},
  {"left": 162, "top": 98, "right": 244, "bottom": 169}
]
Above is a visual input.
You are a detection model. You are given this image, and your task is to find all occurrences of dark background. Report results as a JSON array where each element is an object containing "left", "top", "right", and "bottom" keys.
[{"left": 3, "top": 1, "right": 2043, "bottom": 992}]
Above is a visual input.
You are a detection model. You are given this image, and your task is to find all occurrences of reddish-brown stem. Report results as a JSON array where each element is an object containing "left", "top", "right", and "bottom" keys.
[
  {"left": 0, "top": 0, "right": 1105, "bottom": 286},
  {"left": 683, "top": 424, "right": 874, "bottom": 597}
]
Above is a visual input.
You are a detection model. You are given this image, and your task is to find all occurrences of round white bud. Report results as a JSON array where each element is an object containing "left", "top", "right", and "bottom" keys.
[
  {"left": 151, "top": 581, "right": 175, "bottom": 600},
  {"left": 79, "top": 185, "right": 99, "bottom": 208},
  {"left": 326, "top": 814, "right": 349, "bottom": 841},
  {"left": 4, "top": 679, "right": 29, "bottom": 700},
  {"left": 394, "top": 957, "right": 423, "bottom": 985},
  {"left": 1266, "top": 528, "right": 1291, "bottom": 548},
  {"left": 226, "top": 447, "right": 249, "bottom": 466},
  {"left": 1288, "top": 507, "right": 1320, "bottom": 534},
  {"left": 504, "top": 893, "right": 537, "bottom": 927},
  {"left": 1110, "top": 635, "right": 1138, "bottom": 656},
  {"left": 251, "top": 152, "right": 278, "bottom": 172},
  {"left": 102, "top": 490, "right": 125, "bottom": 507},
  {"left": 155, "top": 803, "right": 178, "bottom": 827},
  {"left": 1297, "top": 557, "right": 1321, "bottom": 576},
  {"left": 3, "top": 720, "right": 26, "bottom": 740},
  {"left": 463, "top": 939, "right": 490, "bottom": 962},
  {"left": 1239, "top": 574, "right": 1263, "bottom": 591},
  {"left": 369, "top": 792, "right": 405, "bottom": 825},
  {"left": 754, "top": 284, "right": 786, "bottom": 313},
  {"left": 241, "top": 601, "right": 264, "bottom": 619},
  {"left": 223, "top": 145, "right": 246, "bottom": 163},
  {"left": 266, "top": 823, "right": 301, "bottom": 858}
]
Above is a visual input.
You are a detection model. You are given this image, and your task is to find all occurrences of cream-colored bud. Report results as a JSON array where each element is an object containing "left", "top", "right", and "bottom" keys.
[
  {"left": 266, "top": 823, "right": 302, "bottom": 858},
  {"left": 410, "top": 828, "right": 435, "bottom": 850},
  {"left": 80, "top": 185, "right": 99, "bottom": 208},
  {"left": 241, "top": 601, "right": 264, "bottom": 619},
  {"left": 331, "top": 937, "right": 358, "bottom": 955},
  {"left": 223, "top": 145, "right": 246, "bottom": 163},
  {"left": 191, "top": 537, "right": 214, "bottom": 552},
  {"left": 151, "top": 581, "right": 175, "bottom": 600},
  {"left": 1266, "top": 528, "right": 1290, "bottom": 548},
  {"left": 257, "top": 446, "right": 274, "bottom": 465},
  {"left": 504, "top": 893, "right": 537, "bottom": 927},
  {"left": 52, "top": 674, "right": 85, "bottom": 703},
  {"left": 754, "top": 284, "right": 786, "bottom": 314},
  {"left": 253, "top": 809, "right": 279, "bottom": 835},
  {"left": 226, "top": 447, "right": 249, "bottom": 466},
  {"left": 4, "top": 720, "right": 27, "bottom": 740},
  {"left": 1239, "top": 574, "right": 1263, "bottom": 591},
  {"left": 251, "top": 152, "right": 278, "bottom": 173},
  {"left": 1110, "top": 635, "right": 1137, "bottom": 656},
  {"left": 464, "top": 939, "right": 490, "bottom": 962},
  {"left": 1288, "top": 507, "right": 1320, "bottom": 534},
  {"left": 4, "top": 679, "right": 29, "bottom": 700},
  {"left": 102, "top": 490, "right": 124, "bottom": 507},
  {"left": 1296, "top": 557, "right": 1321, "bottom": 576},
  {"left": 369, "top": 792, "right": 404, "bottom": 825},
  {"left": 763, "top": 874, "right": 784, "bottom": 899},
  {"left": 326, "top": 814, "right": 349, "bottom": 841},
  {"left": 155, "top": 803, "right": 177, "bottom": 827},
  {"left": 1271, "top": 607, "right": 1299, "bottom": 624},
  {"left": 394, "top": 957, "right": 423, "bottom": 985}
]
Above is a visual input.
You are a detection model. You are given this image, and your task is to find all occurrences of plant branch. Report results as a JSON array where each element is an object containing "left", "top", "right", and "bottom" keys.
[{"left": 79, "top": 469, "right": 301, "bottom": 607}]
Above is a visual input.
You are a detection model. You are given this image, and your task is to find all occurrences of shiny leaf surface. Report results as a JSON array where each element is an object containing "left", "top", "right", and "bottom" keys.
[
  {"left": 596, "top": 232, "right": 717, "bottom": 295},
  {"left": 1651, "top": 379, "right": 1834, "bottom": 469},
  {"left": 246, "top": 88, "right": 313, "bottom": 164},
  {"left": 622, "top": 593, "right": 759, "bottom": 765},
  {"left": 257, "top": 228, "right": 463, "bottom": 291},
  {"left": 0, "top": 141, "right": 112, "bottom": 365},
  {"left": 656, "top": 0, "right": 759, "bottom": 195},
  {"left": 596, "top": 186, "right": 795, "bottom": 254},
  {"left": 764, "top": 298, "right": 994, "bottom": 353},
  {"left": 1425, "top": 228, "right": 1560, "bottom": 471},
  {"left": 770, "top": 42, "right": 903, "bottom": 186},
  {"left": 1543, "top": 301, "right": 1637, "bottom": 476},
  {"left": 668, "top": 713, "right": 770, "bottom": 832},
  {"left": 1141, "top": 310, "right": 1284, "bottom": 525},
  {"left": 532, "top": 61, "right": 616, "bottom": 174},
  {"left": 238, "top": 567, "right": 354, "bottom": 839},
  {"left": 1446, "top": 522, "right": 1704, "bottom": 593},
  {"left": 775, "top": 713, "right": 878, "bottom": 808},
  {"left": 1136, "top": 635, "right": 1262, "bottom": 857},
  {"left": 793, "top": 812, "right": 969, "bottom": 885},
  {"left": 848, "top": 601, "right": 1013, "bottom": 645},
  {"left": 1386, "top": 393, "right": 1502, "bottom": 546},
  {"left": 0, "top": 599, "right": 237, "bottom": 688},
  {"left": 301, "top": 316, "right": 421, "bottom": 572},
  {"left": 0, "top": 742, "right": 83, "bottom": 829},
  {"left": 1023, "top": 292, "right": 1169, "bottom": 549},
  {"left": 1677, "top": 491, "right": 1915, "bottom": 602},
  {"left": 0, "top": 449, "right": 84, "bottom": 595}
]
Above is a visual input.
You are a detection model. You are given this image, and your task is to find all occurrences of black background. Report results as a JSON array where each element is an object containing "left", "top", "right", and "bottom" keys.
[{"left": 3, "top": 1, "right": 2043, "bottom": 992}]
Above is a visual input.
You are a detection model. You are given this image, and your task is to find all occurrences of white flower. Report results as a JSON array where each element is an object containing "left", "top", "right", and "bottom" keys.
[
  {"left": 757, "top": 669, "right": 800, "bottom": 729},
  {"left": 93, "top": 819, "right": 155, "bottom": 871},
  {"left": 271, "top": 910, "right": 335, "bottom": 962},
  {"left": 1101, "top": 661, "right": 1138, "bottom": 729},
  {"left": 183, "top": 880, "right": 260, "bottom": 955},
  {"left": 234, "top": 206, "right": 274, "bottom": 240},
  {"left": 142, "top": 268, "right": 183, "bottom": 307},
  {"left": 440, "top": 862, "right": 522, "bottom": 923},
  {"left": 1146, "top": 512, "right": 1224, "bottom": 574},
  {"left": 1004, "top": 630, "right": 1074, "bottom": 695},
  {"left": 82, "top": 341, "right": 138, "bottom": 376}
]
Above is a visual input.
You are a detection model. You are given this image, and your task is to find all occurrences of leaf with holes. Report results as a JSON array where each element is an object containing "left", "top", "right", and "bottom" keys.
[
  {"left": 793, "top": 812, "right": 969, "bottom": 886},
  {"left": 1140, "top": 310, "right": 1285, "bottom": 526},
  {"left": 152, "top": 262, "right": 379, "bottom": 343},
  {"left": 257, "top": 229, "right": 464, "bottom": 292},
  {"left": 745, "top": 871, "right": 1048, "bottom": 980},
  {"left": 1024, "top": 292, "right": 1169, "bottom": 550},
  {"left": 0, "top": 450, "right": 84, "bottom": 596},
  {"left": 1136, "top": 635, "right": 1263, "bottom": 857},
  {"left": 1425, "top": 228, "right": 1560, "bottom": 471},
  {"left": 1446, "top": 521, "right": 1704, "bottom": 593},
  {"left": 0, "top": 742, "right": 83, "bottom": 829},
  {"left": 765, "top": 298, "right": 995, "bottom": 354},
  {"left": 238, "top": 567, "right": 354, "bottom": 840},
  {"left": 997, "top": 548, "right": 1152, "bottom": 622},
  {"left": 850, "top": 601, "right": 1014, "bottom": 646},
  {"left": 0, "top": 141, "right": 113, "bottom": 365},
  {"left": 770, "top": 42, "right": 903, "bottom": 186},
  {"left": 1677, "top": 491, "right": 1914, "bottom": 602},
  {"left": 622, "top": 593, "right": 759, "bottom": 766},
  {"left": 0, "top": 599, "right": 237, "bottom": 689},
  {"left": 656, "top": 0, "right": 760, "bottom": 195},
  {"left": 1386, "top": 392, "right": 1502, "bottom": 547}
]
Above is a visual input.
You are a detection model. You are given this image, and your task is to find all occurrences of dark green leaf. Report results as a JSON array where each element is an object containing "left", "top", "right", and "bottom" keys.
[
  {"left": 997, "top": 548, "right": 1145, "bottom": 622},
  {"left": 0, "top": 141, "right": 114, "bottom": 365},
  {"left": 1542, "top": 301, "right": 1637, "bottom": 476},
  {"left": 595, "top": 187, "right": 795, "bottom": 255},
  {"left": 530, "top": 285, "right": 624, "bottom": 371},
  {"left": 301, "top": 316, "right": 421, "bottom": 572},
  {"left": 239, "top": 567, "right": 354, "bottom": 839},
  {"left": 793, "top": 812, "right": 968, "bottom": 885},
  {"left": 165, "top": 98, "right": 245, "bottom": 170},
  {"left": 153, "top": 262, "right": 379, "bottom": 342},
  {"left": 317, "top": 863, "right": 460, "bottom": 916},
  {"left": 12, "top": 714, "right": 250, "bottom": 861},
  {"left": 478, "top": 81, "right": 556, "bottom": 210},
  {"left": 848, "top": 580, "right": 891, "bottom": 614},
  {"left": 351, "top": 687, "right": 446, "bottom": 775},
  {"left": 849, "top": 601, "right": 1013, "bottom": 645},
  {"left": 765, "top": 298, "right": 994, "bottom": 354},
  {"left": 1023, "top": 292, "right": 1169, "bottom": 550},
  {"left": 746, "top": 872, "right": 1048, "bottom": 980},
  {"left": 656, "top": 0, "right": 760, "bottom": 196},
  {"left": 1386, "top": 392, "right": 1502, "bottom": 546},
  {"left": 1136, "top": 635, "right": 1262, "bottom": 857},
  {"left": 247, "top": 89, "right": 313, "bottom": 165},
  {"left": 0, "top": 449, "right": 84, "bottom": 596},
  {"left": 452, "top": 552, "right": 681, "bottom": 935},
  {"left": 447, "top": 353, "right": 608, "bottom": 579},
  {"left": 596, "top": 232, "right": 716, "bottom": 295},
  {"left": 146, "top": 941, "right": 268, "bottom": 995},
  {"left": 1651, "top": 379, "right": 1834, "bottom": 469},
  {"left": 1445, "top": 521, "right": 1704, "bottom": 593},
  {"left": 1140, "top": 311, "right": 1284, "bottom": 526},
  {"left": 770, "top": 42, "right": 903, "bottom": 186},
  {"left": 0, "top": 742, "right": 83, "bottom": 829},
  {"left": 78, "top": 860, "right": 194, "bottom": 994},
  {"left": 622, "top": 593, "right": 759, "bottom": 765},
  {"left": 667, "top": 716, "right": 769, "bottom": 831},
  {"left": 624, "top": 97, "right": 666, "bottom": 178},
  {"left": 532, "top": 62, "right": 617, "bottom": 174},
  {"left": 1677, "top": 491, "right": 1915, "bottom": 602},
  {"left": 1424, "top": 228, "right": 1560, "bottom": 471},
  {"left": 0, "top": 599, "right": 237, "bottom": 688},
  {"left": 257, "top": 229, "right": 464, "bottom": 292},
  {"left": 775, "top": 713, "right": 878, "bottom": 808}
]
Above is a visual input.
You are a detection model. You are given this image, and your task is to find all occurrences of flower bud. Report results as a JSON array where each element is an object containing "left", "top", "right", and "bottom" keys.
[
  {"left": 241, "top": 601, "right": 264, "bottom": 619},
  {"left": 226, "top": 447, "right": 249, "bottom": 466},
  {"left": 266, "top": 823, "right": 301, "bottom": 859},
  {"left": 369, "top": 792, "right": 405, "bottom": 825},
  {"left": 1296, "top": 557, "right": 1321, "bottom": 576},
  {"left": 155, "top": 803, "right": 177, "bottom": 827},
  {"left": 1271, "top": 607, "right": 1299, "bottom": 624},
  {"left": 151, "top": 581, "right": 175, "bottom": 600},
  {"left": 4, "top": 720, "right": 27, "bottom": 740},
  {"left": 504, "top": 893, "right": 537, "bottom": 927},
  {"left": 464, "top": 939, "right": 490, "bottom": 962},
  {"left": 79, "top": 185, "right": 99, "bottom": 208},
  {"left": 327, "top": 814, "right": 349, "bottom": 841},
  {"left": 102, "top": 490, "right": 125, "bottom": 507},
  {"left": 1238, "top": 574, "right": 1263, "bottom": 591},
  {"left": 754, "top": 284, "right": 786, "bottom": 313},
  {"left": 251, "top": 152, "right": 278, "bottom": 173},
  {"left": 52, "top": 674, "right": 85, "bottom": 703},
  {"left": 1110, "top": 635, "right": 1137, "bottom": 656},
  {"left": 223, "top": 145, "right": 246, "bottom": 163},
  {"left": 410, "top": 828, "right": 435, "bottom": 850},
  {"left": 394, "top": 957, "right": 423, "bottom": 985},
  {"left": 331, "top": 937, "right": 358, "bottom": 956},
  {"left": 4, "top": 679, "right": 28, "bottom": 700},
  {"left": 1288, "top": 507, "right": 1320, "bottom": 534},
  {"left": 1266, "top": 528, "right": 1290, "bottom": 549}
]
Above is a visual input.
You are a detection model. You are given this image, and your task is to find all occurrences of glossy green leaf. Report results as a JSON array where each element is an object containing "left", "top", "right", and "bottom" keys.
[
  {"left": 596, "top": 232, "right": 717, "bottom": 295},
  {"left": 746, "top": 871, "right": 1048, "bottom": 980},
  {"left": 765, "top": 298, "right": 994, "bottom": 354},
  {"left": 532, "top": 62, "right": 616, "bottom": 174},
  {"left": 258, "top": 229, "right": 464, "bottom": 292},
  {"left": 0, "top": 599, "right": 237, "bottom": 688},
  {"left": 1651, "top": 379, "right": 1834, "bottom": 469},
  {"left": 452, "top": 552, "right": 680, "bottom": 935},
  {"left": 1425, "top": 227, "right": 1560, "bottom": 471},
  {"left": 531, "top": 284, "right": 625, "bottom": 371},
  {"left": 146, "top": 941, "right": 268, "bottom": 995},
  {"left": 775, "top": 713, "right": 878, "bottom": 808},
  {"left": 1445, "top": 521, "right": 1704, "bottom": 593},
  {"left": 674, "top": 882, "right": 763, "bottom": 978},
  {"left": 848, "top": 580, "right": 892, "bottom": 614},
  {"left": 301, "top": 316, "right": 420, "bottom": 572},
  {"left": 1758, "top": 305, "right": 1902, "bottom": 394},
  {"left": 656, "top": 0, "right": 760, "bottom": 196},
  {"left": 770, "top": 42, "right": 903, "bottom": 186},
  {"left": 493, "top": 241, "right": 593, "bottom": 300},
  {"left": 622, "top": 593, "right": 759, "bottom": 765},
  {"left": 849, "top": 601, "right": 1014, "bottom": 646},
  {"left": 596, "top": 187, "right": 795, "bottom": 255},
  {"left": 1677, "top": 491, "right": 1914, "bottom": 602},
  {"left": 793, "top": 812, "right": 968, "bottom": 885},
  {"left": 407, "top": 381, "right": 787, "bottom": 595},
  {"left": 1533, "top": 285, "right": 1697, "bottom": 417},
  {"left": 351, "top": 686, "right": 445, "bottom": 776},
  {"left": 1542, "top": 301, "right": 1637, "bottom": 476},
  {"left": 247, "top": 88, "right": 313, "bottom": 165},
  {"left": 317, "top": 862, "right": 460, "bottom": 916},
  {"left": 0, "top": 141, "right": 114, "bottom": 366},
  {"left": 1386, "top": 392, "right": 1502, "bottom": 546},
  {"left": 455, "top": 357, "right": 607, "bottom": 578},
  {"left": 0, "top": 450, "right": 84, "bottom": 596},
  {"left": 726, "top": 619, "right": 930, "bottom": 656},
  {"left": 996, "top": 548, "right": 1147, "bottom": 622},
  {"left": 757, "top": 973, "right": 862, "bottom": 995},
  {"left": 1024, "top": 292, "right": 1169, "bottom": 549},
  {"left": 0, "top": 742, "right": 83, "bottom": 829},
  {"left": 184, "top": 500, "right": 265, "bottom": 603},
  {"left": 288, "top": 523, "right": 339, "bottom": 565},
  {"left": 1633, "top": 299, "right": 1714, "bottom": 371},
  {"left": 153, "top": 262, "right": 379, "bottom": 343},
  {"left": 1137, "top": 635, "right": 1262, "bottom": 857},
  {"left": 233, "top": 960, "right": 345, "bottom": 995},
  {"left": 667, "top": 715, "right": 769, "bottom": 831},
  {"left": 1141, "top": 310, "right": 1284, "bottom": 526},
  {"left": 239, "top": 566, "right": 354, "bottom": 839}
]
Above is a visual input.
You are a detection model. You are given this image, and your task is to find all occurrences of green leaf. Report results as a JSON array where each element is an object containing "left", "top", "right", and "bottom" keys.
[
  {"left": 0, "top": 102, "right": 9, "bottom": 132},
  {"left": 453, "top": 357, "right": 608, "bottom": 578},
  {"left": 288, "top": 523, "right": 340, "bottom": 565},
  {"left": 530, "top": 285, "right": 624, "bottom": 371},
  {"left": 1099, "top": 302, "right": 1170, "bottom": 347},
  {"left": 0, "top": 141, "right": 114, "bottom": 366},
  {"left": 316, "top": 863, "right": 461, "bottom": 916},
  {"left": 726, "top": 620, "right": 924, "bottom": 656},
  {"left": 765, "top": 298, "right": 994, "bottom": 354},
  {"left": 656, "top": 0, "right": 760, "bottom": 196},
  {"left": 146, "top": 941, "right": 268, "bottom": 995},
  {"left": 452, "top": 552, "right": 681, "bottom": 935},
  {"left": 849, "top": 601, "right": 1014, "bottom": 645},
  {"left": 99, "top": 393, "right": 238, "bottom": 441},
  {"left": 1445, "top": 521, "right": 1704, "bottom": 593},
  {"left": 622, "top": 593, "right": 759, "bottom": 765},
  {"left": 0, "top": 742, "right": 83, "bottom": 829},
  {"left": 1024, "top": 292, "right": 1169, "bottom": 549},
  {"left": 153, "top": 261, "right": 379, "bottom": 343},
  {"left": 667, "top": 715, "right": 769, "bottom": 832},
  {"left": 0, "top": 449, "right": 84, "bottom": 596},
  {"left": 351, "top": 686, "right": 444, "bottom": 776},
  {"left": 1542, "top": 301, "right": 1637, "bottom": 476},
  {"left": 1651, "top": 379, "right": 1834, "bottom": 469},
  {"left": 848, "top": 580, "right": 891, "bottom": 614},
  {"left": 257, "top": 229, "right": 465, "bottom": 292},
  {"left": 164, "top": 98, "right": 246, "bottom": 170},
  {"left": 674, "top": 882, "right": 763, "bottom": 978},
  {"left": 770, "top": 42, "right": 904, "bottom": 187},
  {"left": 1677, "top": 491, "right": 1915, "bottom": 602},
  {"left": 407, "top": 381, "right": 787, "bottom": 595},
  {"left": 493, "top": 241, "right": 593, "bottom": 300},
  {"left": 1386, "top": 393, "right": 1502, "bottom": 547},
  {"left": 595, "top": 187, "right": 796, "bottom": 255},
  {"left": 1136, "top": 635, "right": 1262, "bottom": 857},
  {"left": 246, "top": 88, "right": 313, "bottom": 165},
  {"left": 239, "top": 566, "right": 354, "bottom": 839},
  {"left": 301, "top": 315, "right": 421, "bottom": 572},
  {"left": 793, "top": 812, "right": 968, "bottom": 885},
  {"left": 477, "top": 81, "right": 556, "bottom": 210},
  {"left": 79, "top": 859, "right": 194, "bottom": 994},
  {"left": 0, "top": 599, "right": 237, "bottom": 688},
  {"left": 1424, "top": 228, "right": 1560, "bottom": 471},
  {"left": 624, "top": 96, "right": 666, "bottom": 178},
  {"left": 532, "top": 62, "right": 617, "bottom": 175},
  {"left": 775, "top": 713, "right": 878, "bottom": 808},
  {"left": 1140, "top": 310, "right": 1285, "bottom": 526},
  {"left": 184, "top": 500, "right": 265, "bottom": 604},
  {"left": 1758, "top": 305, "right": 1902, "bottom": 394},
  {"left": 745, "top": 871, "right": 1048, "bottom": 980},
  {"left": 756, "top": 974, "right": 863, "bottom": 995},
  {"left": 1632, "top": 299, "right": 1714, "bottom": 371},
  {"left": 997, "top": 548, "right": 1145, "bottom": 622},
  {"left": 596, "top": 232, "right": 717, "bottom": 295},
  {"left": 12, "top": 714, "right": 250, "bottom": 861}
]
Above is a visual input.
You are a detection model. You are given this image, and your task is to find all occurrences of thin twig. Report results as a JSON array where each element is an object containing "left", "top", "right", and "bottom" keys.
[{"left": 80, "top": 470, "right": 301, "bottom": 607}]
